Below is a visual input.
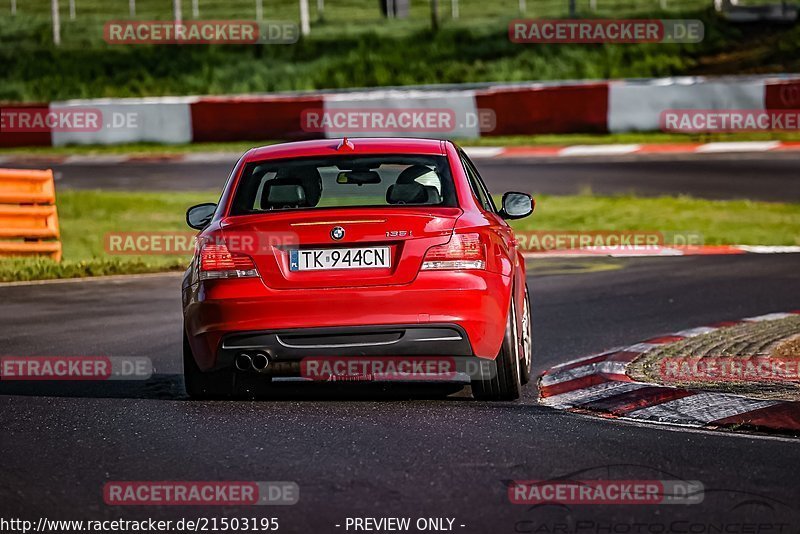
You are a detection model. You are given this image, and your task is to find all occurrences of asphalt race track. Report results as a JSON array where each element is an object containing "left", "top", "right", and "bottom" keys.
[
  {"left": 2, "top": 254, "right": 799, "bottom": 531},
  {"left": 19, "top": 151, "right": 800, "bottom": 201}
]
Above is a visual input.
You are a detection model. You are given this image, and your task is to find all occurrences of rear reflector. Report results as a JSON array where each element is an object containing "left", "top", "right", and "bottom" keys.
[
  {"left": 199, "top": 242, "right": 258, "bottom": 280},
  {"left": 421, "top": 232, "right": 486, "bottom": 271}
]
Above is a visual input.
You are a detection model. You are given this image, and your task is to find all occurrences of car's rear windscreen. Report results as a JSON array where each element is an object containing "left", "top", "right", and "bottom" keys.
[{"left": 229, "top": 155, "right": 456, "bottom": 215}]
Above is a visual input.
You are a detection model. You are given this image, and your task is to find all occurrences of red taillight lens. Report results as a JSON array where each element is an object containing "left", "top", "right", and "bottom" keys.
[
  {"left": 199, "top": 242, "right": 258, "bottom": 280},
  {"left": 422, "top": 232, "right": 486, "bottom": 270}
]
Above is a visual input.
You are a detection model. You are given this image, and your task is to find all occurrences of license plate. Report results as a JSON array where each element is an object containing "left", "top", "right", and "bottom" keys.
[{"left": 289, "top": 247, "right": 391, "bottom": 271}]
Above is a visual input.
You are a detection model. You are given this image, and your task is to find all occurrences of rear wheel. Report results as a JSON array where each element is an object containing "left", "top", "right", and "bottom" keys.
[
  {"left": 519, "top": 287, "right": 533, "bottom": 385},
  {"left": 471, "top": 299, "right": 521, "bottom": 401},
  {"left": 183, "top": 331, "right": 235, "bottom": 399}
]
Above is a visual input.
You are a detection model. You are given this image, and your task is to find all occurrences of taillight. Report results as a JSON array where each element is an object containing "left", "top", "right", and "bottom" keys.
[
  {"left": 422, "top": 232, "right": 486, "bottom": 270},
  {"left": 198, "top": 242, "right": 258, "bottom": 280}
]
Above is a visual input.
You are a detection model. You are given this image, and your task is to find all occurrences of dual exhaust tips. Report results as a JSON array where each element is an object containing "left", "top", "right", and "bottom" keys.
[{"left": 235, "top": 351, "right": 273, "bottom": 372}]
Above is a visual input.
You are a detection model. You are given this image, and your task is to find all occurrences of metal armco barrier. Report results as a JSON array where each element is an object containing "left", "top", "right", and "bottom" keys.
[{"left": 0, "top": 168, "right": 62, "bottom": 261}]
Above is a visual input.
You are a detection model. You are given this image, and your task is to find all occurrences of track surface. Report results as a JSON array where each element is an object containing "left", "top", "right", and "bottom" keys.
[
  {"left": 22, "top": 152, "right": 800, "bottom": 201},
  {"left": 2, "top": 255, "right": 799, "bottom": 531}
]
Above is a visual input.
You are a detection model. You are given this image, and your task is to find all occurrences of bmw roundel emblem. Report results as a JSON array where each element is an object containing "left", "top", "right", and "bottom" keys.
[{"left": 330, "top": 226, "right": 345, "bottom": 240}]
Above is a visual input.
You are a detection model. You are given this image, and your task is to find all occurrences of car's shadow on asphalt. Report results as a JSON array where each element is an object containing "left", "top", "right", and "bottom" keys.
[
  {"left": 0, "top": 374, "right": 484, "bottom": 402},
  {"left": 0, "top": 374, "right": 185, "bottom": 400}
]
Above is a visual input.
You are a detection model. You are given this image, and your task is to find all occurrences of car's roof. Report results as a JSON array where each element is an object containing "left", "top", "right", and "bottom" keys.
[{"left": 242, "top": 137, "right": 450, "bottom": 162}]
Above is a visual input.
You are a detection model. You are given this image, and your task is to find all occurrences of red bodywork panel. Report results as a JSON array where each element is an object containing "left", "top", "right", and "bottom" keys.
[{"left": 183, "top": 138, "right": 529, "bottom": 371}]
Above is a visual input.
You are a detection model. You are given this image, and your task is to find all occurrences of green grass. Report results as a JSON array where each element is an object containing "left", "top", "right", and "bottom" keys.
[
  {"left": 1, "top": 189, "right": 798, "bottom": 282},
  {"left": 2, "top": 131, "right": 800, "bottom": 158},
  {"left": 0, "top": 190, "right": 216, "bottom": 282},
  {"left": 2, "top": 0, "right": 799, "bottom": 101},
  {"left": 509, "top": 194, "right": 800, "bottom": 247}
]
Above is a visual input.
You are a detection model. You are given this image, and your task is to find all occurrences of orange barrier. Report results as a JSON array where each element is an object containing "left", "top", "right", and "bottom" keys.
[{"left": 0, "top": 169, "right": 61, "bottom": 261}]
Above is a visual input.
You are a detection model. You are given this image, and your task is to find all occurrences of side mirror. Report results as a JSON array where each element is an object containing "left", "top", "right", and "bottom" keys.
[
  {"left": 500, "top": 192, "right": 534, "bottom": 220},
  {"left": 186, "top": 203, "right": 217, "bottom": 230}
]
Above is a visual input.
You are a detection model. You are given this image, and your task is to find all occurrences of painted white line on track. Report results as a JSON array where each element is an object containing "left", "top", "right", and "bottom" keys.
[
  {"left": 558, "top": 144, "right": 641, "bottom": 157},
  {"left": 0, "top": 271, "right": 184, "bottom": 288},
  {"left": 738, "top": 246, "right": 800, "bottom": 254},
  {"left": 463, "top": 147, "right": 505, "bottom": 159},
  {"left": 63, "top": 155, "right": 130, "bottom": 164},
  {"left": 694, "top": 141, "right": 781, "bottom": 153},
  {"left": 742, "top": 312, "right": 797, "bottom": 322},
  {"left": 181, "top": 152, "right": 242, "bottom": 163}
]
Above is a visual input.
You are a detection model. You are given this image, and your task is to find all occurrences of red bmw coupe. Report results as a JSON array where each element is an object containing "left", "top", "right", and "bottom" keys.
[{"left": 182, "top": 138, "right": 534, "bottom": 400}]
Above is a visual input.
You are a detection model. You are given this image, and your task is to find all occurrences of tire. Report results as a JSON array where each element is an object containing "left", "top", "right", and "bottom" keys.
[
  {"left": 471, "top": 299, "right": 522, "bottom": 401},
  {"left": 519, "top": 287, "right": 533, "bottom": 385},
  {"left": 183, "top": 331, "right": 235, "bottom": 399}
]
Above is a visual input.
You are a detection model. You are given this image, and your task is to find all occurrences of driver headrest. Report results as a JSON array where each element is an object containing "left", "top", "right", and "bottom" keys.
[
  {"left": 386, "top": 183, "right": 440, "bottom": 205},
  {"left": 264, "top": 184, "right": 306, "bottom": 209},
  {"left": 275, "top": 166, "right": 322, "bottom": 206}
]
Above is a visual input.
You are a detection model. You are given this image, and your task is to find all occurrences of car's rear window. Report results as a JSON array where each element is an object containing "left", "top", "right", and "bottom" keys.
[{"left": 229, "top": 155, "right": 456, "bottom": 215}]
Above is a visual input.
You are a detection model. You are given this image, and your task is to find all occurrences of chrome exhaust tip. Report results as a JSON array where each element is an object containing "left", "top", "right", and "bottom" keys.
[
  {"left": 252, "top": 352, "right": 270, "bottom": 371},
  {"left": 235, "top": 353, "right": 253, "bottom": 371}
]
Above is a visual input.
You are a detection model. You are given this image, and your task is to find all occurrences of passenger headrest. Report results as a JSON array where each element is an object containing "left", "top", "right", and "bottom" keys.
[
  {"left": 386, "top": 183, "right": 440, "bottom": 205},
  {"left": 396, "top": 164, "right": 437, "bottom": 184}
]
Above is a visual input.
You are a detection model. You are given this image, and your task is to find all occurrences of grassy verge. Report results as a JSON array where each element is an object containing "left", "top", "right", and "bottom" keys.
[
  {"left": 0, "top": 190, "right": 215, "bottom": 282},
  {"left": 3, "top": 132, "right": 800, "bottom": 158},
  {"left": 1, "top": 190, "right": 798, "bottom": 282},
  {"left": 2, "top": 3, "right": 800, "bottom": 101},
  {"left": 509, "top": 194, "right": 800, "bottom": 246}
]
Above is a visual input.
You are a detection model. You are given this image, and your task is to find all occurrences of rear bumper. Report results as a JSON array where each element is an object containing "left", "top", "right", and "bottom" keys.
[
  {"left": 221, "top": 324, "right": 473, "bottom": 377},
  {"left": 183, "top": 270, "right": 510, "bottom": 371}
]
